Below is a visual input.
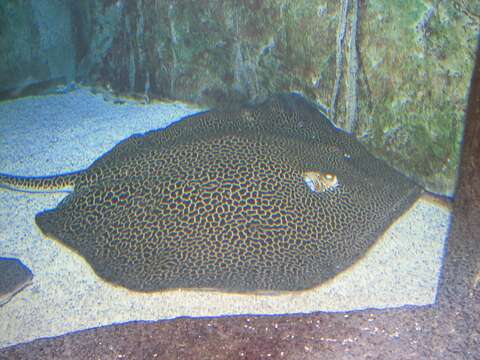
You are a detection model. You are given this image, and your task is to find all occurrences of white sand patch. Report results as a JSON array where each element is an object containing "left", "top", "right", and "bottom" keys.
[{"left": 0, "top": 88, "right": 450, "bottom": 348}]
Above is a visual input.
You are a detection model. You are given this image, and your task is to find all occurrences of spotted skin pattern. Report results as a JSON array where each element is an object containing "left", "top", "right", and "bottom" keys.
[{"left": 0, "top": 94, "right": 422, "bottom": 292}]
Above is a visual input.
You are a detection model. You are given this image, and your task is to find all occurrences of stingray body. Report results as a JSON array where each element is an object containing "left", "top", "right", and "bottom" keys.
[{"left": 0, "top": 94, "right": 422, "bottom": 292}]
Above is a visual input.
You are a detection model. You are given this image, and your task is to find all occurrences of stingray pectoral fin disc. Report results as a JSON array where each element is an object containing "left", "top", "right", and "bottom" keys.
[
  {"left": 34, "top": 186, "right": 145, "bottom": 290},
  {"left": 25, "top": 93, "right": 423, "bottom": 293},
  {"left": 36, "top": 209, "right": 60, "bottom": 240}
]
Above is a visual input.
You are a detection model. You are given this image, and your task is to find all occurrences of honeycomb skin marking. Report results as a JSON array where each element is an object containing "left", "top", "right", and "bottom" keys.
[{"left": 0, "top": 93, "right": 423, "bottom": 292}]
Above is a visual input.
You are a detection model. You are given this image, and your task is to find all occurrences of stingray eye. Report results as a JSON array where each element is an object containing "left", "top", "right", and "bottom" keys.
[
  {"left": 322, "top": 173, "right": 339, "bottom": 189},
  {"left": 302, "top": 171, "right": 339, "bottom": 193},
  {"left": 323, "top": 173, "right": 335, "bottom": 181},
  {"left": 302, "top": 171, "right": 338, "bottom": 192}
]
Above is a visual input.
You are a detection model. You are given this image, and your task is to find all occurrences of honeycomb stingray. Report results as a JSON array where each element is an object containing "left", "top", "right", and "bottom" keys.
[{"left": 0, "top": 94, "right": 422, "bottom": 292}]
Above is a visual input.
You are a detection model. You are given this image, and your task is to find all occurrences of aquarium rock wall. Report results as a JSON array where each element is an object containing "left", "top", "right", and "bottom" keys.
[
  {"left": 0, "top": 0, "right": 76, "bottom": 96},
  {"left": 1, "top": 0, "right": 478, "bottom": 196}
]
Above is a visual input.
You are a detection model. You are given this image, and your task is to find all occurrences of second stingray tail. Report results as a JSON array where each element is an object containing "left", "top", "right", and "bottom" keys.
[{"left": 0, "top": 171, "right": 82, "bottom": 193}]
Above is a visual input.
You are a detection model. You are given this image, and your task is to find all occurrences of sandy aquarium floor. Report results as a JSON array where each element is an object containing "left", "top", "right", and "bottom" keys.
[{"left": 0, "top": 88, "right": 451, "bottom": 348}]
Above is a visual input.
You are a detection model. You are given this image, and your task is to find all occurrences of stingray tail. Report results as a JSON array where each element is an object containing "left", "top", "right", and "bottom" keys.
[{"left": 0, "top": 172, "right": 81, "bottom": 192}]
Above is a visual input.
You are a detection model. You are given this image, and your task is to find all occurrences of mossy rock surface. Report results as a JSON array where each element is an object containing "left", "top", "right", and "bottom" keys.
[{"left": 78, "top": 1, "right": 477, "bottom": 195}]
